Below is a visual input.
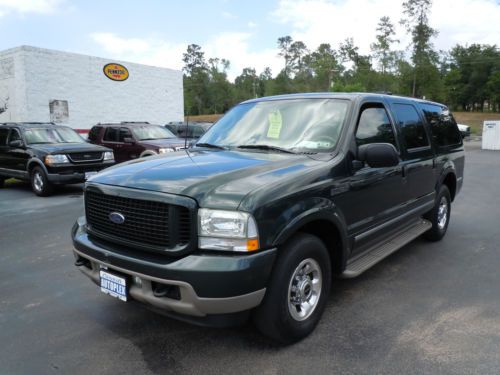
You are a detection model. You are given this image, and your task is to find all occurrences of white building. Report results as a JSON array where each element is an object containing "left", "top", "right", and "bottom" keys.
[{"left": 0, "top": 46, "right": 183, "bottom": 133}]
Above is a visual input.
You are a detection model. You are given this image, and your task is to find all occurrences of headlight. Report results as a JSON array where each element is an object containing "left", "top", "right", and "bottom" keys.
[
  {"left": 45, "top": 154, "right": 69, "bottom": 165},
  {"left": 158, "top": 148, "right": 175, "bottom": 154},
  {"left": 103, "top": 151, "right": 114, "bottom": 161},
  {"left": 198, "top": 209, "right": 259, "bottom": 252}
]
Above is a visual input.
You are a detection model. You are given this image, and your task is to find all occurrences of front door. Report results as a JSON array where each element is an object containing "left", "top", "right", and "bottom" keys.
[
  {"left": 5, "top": 128, "right": 30, "bottom": 174},
  {"left": 338, "top": 102, "right": 406, "bottom": 253}
]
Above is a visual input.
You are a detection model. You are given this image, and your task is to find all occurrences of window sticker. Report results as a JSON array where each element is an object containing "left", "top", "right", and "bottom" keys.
[{"left": 267, "top": 110, "right": 283, "bottom": 139}]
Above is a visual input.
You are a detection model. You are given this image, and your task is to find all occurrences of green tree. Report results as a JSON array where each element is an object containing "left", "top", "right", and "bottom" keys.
[
  {"left": 371, "top": 16, "right": 399, "bottom": 74},
  {"left": 234, "top": 67, "right": 259, "bottom": 102},
  {"left": 207, "top": 58, "right": 233, "bottom": 114},
  {"left": 309, "top": 43, "right": 340, "bottom": 91},
  {"left": 401, "top": 0, "right": 439, "bottom": 98},
  {"left": 182, "top": 44, "right": 210, "bottom": 115}
]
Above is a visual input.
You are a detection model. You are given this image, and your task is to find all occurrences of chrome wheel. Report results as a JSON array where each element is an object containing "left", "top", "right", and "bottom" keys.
[
  {"left": 33, "top": 171, "right": 44, "bottom": 192},
  {"left": 288, "top": 258, "right": 322, "bottom": 321},
  {"left": 437, "top": 196, "right": 448, "bottom": 230}
]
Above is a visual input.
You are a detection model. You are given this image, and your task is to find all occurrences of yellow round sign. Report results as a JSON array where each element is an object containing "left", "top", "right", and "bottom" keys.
[{"left": 103, "top": 63, "right": 129, "bottom": 81}]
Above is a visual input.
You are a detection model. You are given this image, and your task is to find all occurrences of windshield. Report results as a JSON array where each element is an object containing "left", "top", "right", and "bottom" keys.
[
  {"left": 197, "top": 99, "right": 349, "bottom": 152},
  {"left": 24, "top": 127, "right": 85, "bottom": 144},
  {"left": 131, "top": 125, "right": 176, "bottom": 140}
]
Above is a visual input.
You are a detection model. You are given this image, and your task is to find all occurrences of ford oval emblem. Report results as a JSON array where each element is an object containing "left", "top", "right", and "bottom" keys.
[{"left": 109, "top": 212, "right": 125, "bottom": 224}]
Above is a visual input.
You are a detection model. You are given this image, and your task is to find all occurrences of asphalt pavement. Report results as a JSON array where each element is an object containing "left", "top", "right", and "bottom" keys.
[{"left": 1, "top": 140, "right": 499, "bottom": 374}]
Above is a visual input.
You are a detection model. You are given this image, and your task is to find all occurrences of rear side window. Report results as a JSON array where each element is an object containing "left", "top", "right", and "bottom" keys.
[
  {"left": 420, "top": 104, "right": 462, "bottom": 147},
  {"left": 356, "top": 106, "right": 397, "bottom": 148},
  {"left": 392, "top": 104, "right": 429, "bottom": 150},
  {"left": 88, "top": 127, "right": 101, "bottom": 142},
  {"left": 0, "top": 128, "right": 8, "bottom": 145},
  {"left": 118, "top": 127, "right": 132, "bottom": 142},
  {"left": 103, "top": 127, "right": 119, "bottom": 142},
  {"left": 9, "top": 129, "right": 21, "bottom": 142}
]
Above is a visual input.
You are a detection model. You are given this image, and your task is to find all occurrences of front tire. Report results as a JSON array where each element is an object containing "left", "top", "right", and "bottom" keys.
[
  {"left": 253, "top": 233, "right": 331, "bottom": 344},
  {"left": 424, "top": 185, "right": 451, "bottom": 241},
  {"left": 0, "top": 178, "right": 4, "bottom": 188},
  {"left": 30, "top": 166, "right": 54, "bottom": 197}
]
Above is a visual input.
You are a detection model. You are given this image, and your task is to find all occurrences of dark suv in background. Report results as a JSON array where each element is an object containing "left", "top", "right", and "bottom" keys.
[
  {"left": 0, "top": 122, "right": 114, "bottom": 196},
  {"left": 165, "top": 121, "right": 212, "bottom": 144},
  {"left": 88, "top": 122, "right": 186, "bottom": 163}
]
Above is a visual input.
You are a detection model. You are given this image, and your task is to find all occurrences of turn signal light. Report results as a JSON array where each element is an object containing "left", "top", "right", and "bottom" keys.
[{"left": 247, "top": 239, "right": 259, "bottom": 252}]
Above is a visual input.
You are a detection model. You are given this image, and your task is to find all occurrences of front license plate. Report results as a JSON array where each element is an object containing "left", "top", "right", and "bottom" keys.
[
  {"left": 100, "top": 270, "right": 128, "bottom": 302},
  {"left": 85, "top": 171, "right": 97, "bottom": 180}
]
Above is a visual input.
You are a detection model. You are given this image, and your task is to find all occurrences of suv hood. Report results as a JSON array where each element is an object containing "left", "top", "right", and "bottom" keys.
[
  {"left": 139, "top": 138, "right": 187, "bottom": 148},
  {"left": 91, "top": 149, "right": 316, "bottom": 210},
  {"left": 32, "top": 143, "right": 111, "bottom": 154}
]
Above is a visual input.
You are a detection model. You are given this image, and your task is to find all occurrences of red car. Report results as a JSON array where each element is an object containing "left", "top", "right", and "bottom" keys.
[{"left": 88, "top": 122, "right": 187, "bottom": 163}]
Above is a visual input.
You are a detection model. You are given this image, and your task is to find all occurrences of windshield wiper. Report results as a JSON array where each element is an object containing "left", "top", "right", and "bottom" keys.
[
  {"left": 196, "top": 142, "right": 226, "bottom": 150},
  {"left": 237, "top": 144, "right": 297, "bottom": 154}
]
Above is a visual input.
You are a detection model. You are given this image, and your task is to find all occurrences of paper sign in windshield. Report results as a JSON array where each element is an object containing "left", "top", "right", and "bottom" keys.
[{"left": 267, "top": 110, "right": 283, "bottom": 139}]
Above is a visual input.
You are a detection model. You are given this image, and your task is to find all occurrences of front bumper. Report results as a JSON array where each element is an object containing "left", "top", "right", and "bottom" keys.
[
  {"left": 47, "top": 161, "right": 114, "bottom": 184},
  {"left": 72, "top": 217, "right": 277, "bottom": 319}
]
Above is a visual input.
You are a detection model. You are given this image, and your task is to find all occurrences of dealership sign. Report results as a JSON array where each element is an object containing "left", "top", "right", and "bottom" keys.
[{"left": 103, "top": 63, "right": 129, "bottom": 81}]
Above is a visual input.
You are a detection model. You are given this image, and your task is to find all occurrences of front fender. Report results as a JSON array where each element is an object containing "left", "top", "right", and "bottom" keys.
[
  {"left": 27, "top": 158, "right": 48, "bottom": 174},
  {"left": 262, "top": 197, "right": 349, "bottom": 269}
]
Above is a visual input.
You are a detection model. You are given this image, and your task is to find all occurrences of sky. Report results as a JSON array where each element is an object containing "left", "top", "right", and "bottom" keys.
[{"left": 1, "top": 0, "right": 499, "bottom": 81}]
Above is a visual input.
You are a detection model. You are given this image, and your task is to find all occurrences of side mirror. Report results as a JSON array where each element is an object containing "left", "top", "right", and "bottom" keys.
[
  {"left": 357, "top": 143, "right": 399, "bottom": 168},
  {"left": 123, "top": 137, "right": 135, "bottom": 144},
  {"left": 9, "top": 139, "right": 24, "bottom": 148}
]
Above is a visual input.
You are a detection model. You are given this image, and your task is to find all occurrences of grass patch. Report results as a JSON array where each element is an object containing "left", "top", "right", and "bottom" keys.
[
  {"left": 185, "top": 114, "right": 222, "bottom": 123},
  {"left": 453, "top": 112, "right": 500, "bottom": 135}
]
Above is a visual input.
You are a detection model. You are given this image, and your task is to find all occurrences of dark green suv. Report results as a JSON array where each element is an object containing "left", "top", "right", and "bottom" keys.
[{"left": 72, "top": 93, "right": 464, "bottom": 343}]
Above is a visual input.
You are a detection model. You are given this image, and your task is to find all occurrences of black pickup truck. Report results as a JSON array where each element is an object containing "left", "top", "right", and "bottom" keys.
[{"left": 72, "top": 93, "right": 464, "bottom": 343}]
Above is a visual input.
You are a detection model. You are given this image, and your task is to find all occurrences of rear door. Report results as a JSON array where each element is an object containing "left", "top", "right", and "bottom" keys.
[
  {"left": 388, "top": 100, "right": 436, "bottom": 211},
  {"left": 6, "top": 128, "right": 30, "bottom": 172}
]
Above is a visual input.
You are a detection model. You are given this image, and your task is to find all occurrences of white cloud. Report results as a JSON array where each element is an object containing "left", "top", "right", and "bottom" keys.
[
  {"left": 204, "top": 32, "right": 282, "bottom": 80},
  {"left": 0, "top": 0, "right": 63, "bottom": 15},
  {"left": 90, "top": 31, "right": 283, "bottom": 81},
  {"left": 90, "top": 32, "right": 186, "bottom": 71},
  {"left": 248, "top": 21, "right": 257, "bottom": 28},
  {"left": 222, "top": 11, "right": 237, "bottom": 19},
  {"left": 272, "top": 0, "right": 500, "bottom": 55}
]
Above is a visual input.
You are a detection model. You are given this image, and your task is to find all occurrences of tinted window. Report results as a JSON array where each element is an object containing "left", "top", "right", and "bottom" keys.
[
  {"left": 356, "top": 106, "right": 397, "bottom": 148},
  {"left": 88, "top": 127, "right": 101, "bottom": 142},
  {"left": 420, "top": 104, "right": 462, "bottom": 147},
  {"left": 392, "top": 104, "right": 429, "bottom": 149},
  {"left": 103, "top": 127, "right": 119, "bottom": 142},
  {"left": 118, "top": 127, "right": 132, "bottom": 142},
  {"left": 0, "top": 128, "right": 8, "bottom": 145}
]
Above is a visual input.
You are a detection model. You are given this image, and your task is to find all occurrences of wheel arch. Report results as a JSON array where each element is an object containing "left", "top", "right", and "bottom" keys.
[
  {"left": 440, "top": 169, "right": 457, "bottom": 202},
  {"left": 272, "top": 208, "right": 349, "bottom": 274},
  {"left": 27, "top": 158, "right": 48, "bottom": 175}
]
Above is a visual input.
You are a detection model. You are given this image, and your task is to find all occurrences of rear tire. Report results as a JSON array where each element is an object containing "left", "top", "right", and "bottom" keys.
[
  {"left": 253, "top": 233, "right": 331, "bottom": 344},
  {"left": 424, "top": 185, "right": 451, "bottom": 241},
  {"left": 0, "top": 178, "right": 4, "bottom": 188},
  {"left": 30, "top": 166, "right": 54, "bottom": 197}
]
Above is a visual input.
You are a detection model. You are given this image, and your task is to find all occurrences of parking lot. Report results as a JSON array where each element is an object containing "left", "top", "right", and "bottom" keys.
[{"left": 0, "top": 140, "right": 499, "bottom": 374}]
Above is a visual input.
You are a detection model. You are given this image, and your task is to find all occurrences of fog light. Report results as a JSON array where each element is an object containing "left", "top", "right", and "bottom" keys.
[{"left": 133, "top": 276, "right": 142, "bottom": 287}]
